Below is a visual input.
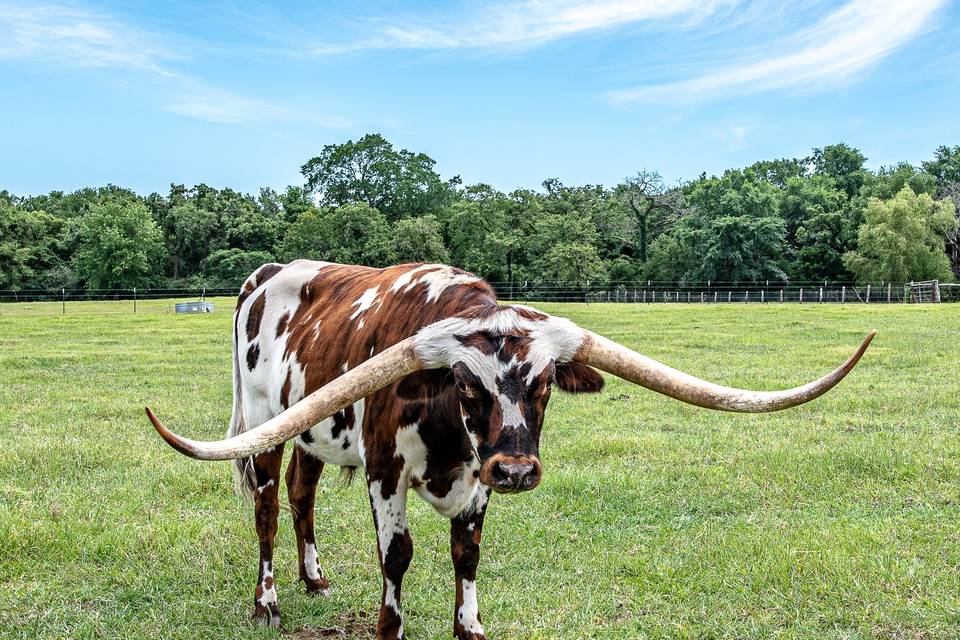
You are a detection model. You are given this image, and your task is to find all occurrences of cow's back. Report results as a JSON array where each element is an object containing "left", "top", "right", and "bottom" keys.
[{"left": 233, "top": 260, "right": 497, "bottom": 429}]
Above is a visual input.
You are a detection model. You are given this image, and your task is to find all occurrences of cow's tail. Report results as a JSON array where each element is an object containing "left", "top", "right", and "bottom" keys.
[{"left": 228, "top": 307, "right": 257, "bottom": 503}]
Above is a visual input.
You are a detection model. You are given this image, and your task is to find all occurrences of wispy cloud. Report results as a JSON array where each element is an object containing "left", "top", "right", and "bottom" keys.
[
  {"left": 0, "top": 3, "right": 179, "bottom": 72},
  {"left": 165, "top": 84, "right": 352, "bottom": 128},
  {"left": 605, "top": 0, "right": 946, "bottom": 104},
  {"left": 313, "top": 0, "right": 738, "bottom": 54},
  {"left": 0, "top": 2, "right": 349, "bottom": 126}
]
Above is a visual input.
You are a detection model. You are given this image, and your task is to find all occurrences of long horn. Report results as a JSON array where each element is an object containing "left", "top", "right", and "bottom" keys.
[
  {"left": 146, "top": 337, "right": 423, "bottom": 460},
  {"left": 574, "top": 329, "right": 876, "bottom": 412}
]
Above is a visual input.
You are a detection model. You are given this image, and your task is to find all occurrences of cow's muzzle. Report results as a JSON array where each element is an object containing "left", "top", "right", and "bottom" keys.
[{"left": 480, "top": 454, "right": 542, "bottom": 494}]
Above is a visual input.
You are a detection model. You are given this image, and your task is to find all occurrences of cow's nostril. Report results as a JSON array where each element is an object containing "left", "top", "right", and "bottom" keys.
[{"left": 495, "top": 462, "right": 535, "bottom": 485}]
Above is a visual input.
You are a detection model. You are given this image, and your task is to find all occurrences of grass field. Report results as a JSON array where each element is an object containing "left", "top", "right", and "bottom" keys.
[{"left": 1, "top": 300, "right": 959, "bottom": 639}]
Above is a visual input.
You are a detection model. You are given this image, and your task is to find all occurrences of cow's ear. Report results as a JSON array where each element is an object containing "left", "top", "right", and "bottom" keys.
[
  {"left": 554, "top": 362, "right": 604, "bottom": 394},
  {"left": 395, "top": 368, "right": 453, "bottom": 400}
]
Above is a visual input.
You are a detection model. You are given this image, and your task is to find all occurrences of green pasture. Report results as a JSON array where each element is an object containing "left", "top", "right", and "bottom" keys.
[{"left": 1, "top": 300, "right": 958, "bottom": 639}]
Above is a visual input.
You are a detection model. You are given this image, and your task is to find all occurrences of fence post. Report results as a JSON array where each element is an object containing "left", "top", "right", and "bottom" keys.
[
  {"left": 714, "top": 291, "right": 718, "bottom": 303},
  {"left": 62, "top": 287, "right": 65, "bottom": 315},
  {"left": 701, "top": 292, "right": 704, "bottom": 303},
  {"left": 727, "top": 291, "right": 731, "bottom": 303},
  {"left": 133, "top": 287, "right": 137, "bottom": 313},
  {"left": 744, "top": 290, "right": 748, "bottom": 303},
  {"left": 819, "top": 287, "right": 823, "bottom": 303},
  {"left": 887, "top": 283, "right": 892, "bottom": 303},
  {"left": 761, "top": 290, "right": 765, "bottom": 303},
  {"left": 800, "top": 288, "right": 803, "bottom": 304},
  {"left": 780, "top": 289, "right": 783, "bottom": 303},
  {"left": 841, "top": 286, "right": 845, "bottom": 303},
  {"left": 866, "top": 284, "right": 871, "bottom": 303},
  {"left": 643, "top": 290, "right": 647, "bottom": 303}
]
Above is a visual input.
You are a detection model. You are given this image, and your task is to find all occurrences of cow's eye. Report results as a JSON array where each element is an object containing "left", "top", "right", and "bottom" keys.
[{"left": 457, "top": 380, "right": 468, "bottom": 393}]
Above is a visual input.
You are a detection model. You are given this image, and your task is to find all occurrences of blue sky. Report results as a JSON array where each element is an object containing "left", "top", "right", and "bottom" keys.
[{"left": 2, "top": 0, "right": 958, "bottom": 197}]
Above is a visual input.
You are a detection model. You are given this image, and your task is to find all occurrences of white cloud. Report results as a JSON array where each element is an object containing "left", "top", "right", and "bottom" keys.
[
  {"left": 606, "top": 0, "right": 946, "bottom": 104},
  {"left": 164, "top": 87, "right": 352, "bottom": 128},
  {"left": 313, "top": 0, "right": 738, "bottom": 53},
  {"left": 0, "top": 3, "right": 179, "bottom": 72},
  {"left": 0, "top": 2, "right": 348, "bottom": 126}
]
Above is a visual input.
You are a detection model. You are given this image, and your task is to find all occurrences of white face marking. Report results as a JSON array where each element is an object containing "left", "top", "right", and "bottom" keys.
[
  {"left": 413, "top": 307, "right": 583, "bottom": 374},
  {"left": 458, "top": 579, "right": 484, "bottom": 635},
  {"left": 350, "top": 285, "right": 380, "bottom": 320},
  {"left": 498, "top": 395, "right": 525, "bottom": 429}
]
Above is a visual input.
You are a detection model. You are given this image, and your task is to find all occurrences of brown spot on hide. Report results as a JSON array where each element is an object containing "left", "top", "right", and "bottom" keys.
[
  {"left": 246, "top": 344, "right": 260, "bottom": 371},
  {"left": 280, "top": 368, "right": 292, "bottom": 409},
  {"left": 276, "top": 311, "right": 289, "bottom": 338},
  {"left": 246, "top": 292, "right": 266, "bottom": 341},
  {"left": 256, "top": 264, "right": 282, "bottom": 286}
]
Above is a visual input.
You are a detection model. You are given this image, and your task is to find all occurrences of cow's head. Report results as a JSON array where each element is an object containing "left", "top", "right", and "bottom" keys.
[
  {"left": 395, "top": 306, "right": 604, "bottom": 493},
  {"left": 146, "top": 305, "right": 875, "bottom": 476}
]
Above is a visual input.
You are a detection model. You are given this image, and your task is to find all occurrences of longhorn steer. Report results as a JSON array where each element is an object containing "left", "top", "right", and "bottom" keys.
[{"left": 147, "top": 260, "right": 875, "bottom": 639}]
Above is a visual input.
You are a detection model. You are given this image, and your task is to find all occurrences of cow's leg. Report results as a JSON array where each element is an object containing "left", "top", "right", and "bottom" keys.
[
  {"left": 450, "top": 488, "right": 490, "bottom": 640},
  {"left": 284, "top": 445, "right": 330, "bottom": 596},
  {"left": 368, "top": 475, "right": 412, "bottom": 640},
  {"left": 251, "top": 443, "right": 285, "bottom": 627}
]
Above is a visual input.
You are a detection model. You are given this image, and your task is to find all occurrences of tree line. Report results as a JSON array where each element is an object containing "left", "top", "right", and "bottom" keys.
[{"left": 2, "top": 134, "right": 958, "bottom": 292}]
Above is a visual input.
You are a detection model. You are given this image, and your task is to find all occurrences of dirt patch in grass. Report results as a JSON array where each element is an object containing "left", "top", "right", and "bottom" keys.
[{"left": 285, "top": 611, "right": 376, "bottom": 639}]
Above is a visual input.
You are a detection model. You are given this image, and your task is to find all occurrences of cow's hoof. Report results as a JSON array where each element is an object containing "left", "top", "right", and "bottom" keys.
[
  {"left": 455, "top": 624, "right": 487, "bottom": 640},
  {"left": 252, "top": 603, "right": 282, "bottom": 628},
  {"left": 304, "top": 577, "right": 331, "bottom": 597}
]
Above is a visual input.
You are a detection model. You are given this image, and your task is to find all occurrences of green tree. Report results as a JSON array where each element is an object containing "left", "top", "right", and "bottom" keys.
[
  {"left": 535, "top": 242, "right": 607, "bottom": 290},
  {"left": 748, "top": 157, "right": 808, "bottom": 188},
  {"left": 300, "top": 133, "right": 456, "bottom": 221},
  {"left": 678, "top": 168, "right": 787, "bottom": 282},
  {"left": 280, "top": 186, "right": 315, "bottom": 222},
  {"left": 642, "top": 229, "right": 701, "bottom": 282},
  {"left": 922, "top": 145, "right": 960, "bottom": 186},
  {"left": 204, "top": 249, "right": 275, "bottom": 287},
  {"left": 861, "top": 163, "right": 936, "bottom": 201},
  {"left": 615, "top": 171, "right": 684, "bottom": 262},
  {"left": 445, "top": 185, "right": 526, "bottom": 284},
  {"left": 698, "top": 215, "right": 787, "bottom": 282},
  {"left": 277, "top": 203, "right": 394, "bottom": 266},
  {"left": 781, "top": 175, "right": 854, "bottom": 281},
  {"left": 843, "top": 186, "right": 956, "bottom": 283},
  {"left": 922, "top": 146, "right": 960, "bottom": 276},
  {"left": 811, "top": 143, "right": 867, "bottom": 198},
  {"left": 162, "top": 201, "right": 222, "bottom": 279},
  {"left": 393, "top": 214, "right": 449, "bottom": 263},
  {"left": 71, "top": 200, "right": 166, "bottom": 288},
  {"left": 0, "top": 199, "right": 64, "bottom": 289}
]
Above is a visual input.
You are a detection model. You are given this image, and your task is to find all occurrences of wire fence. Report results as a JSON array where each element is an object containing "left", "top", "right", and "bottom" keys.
[
  {"left": 1, "top": 280, "right": 957, "bottom": 314},
  {"left": 488, "top": 280, "right": 960, "bottom": 304}
]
